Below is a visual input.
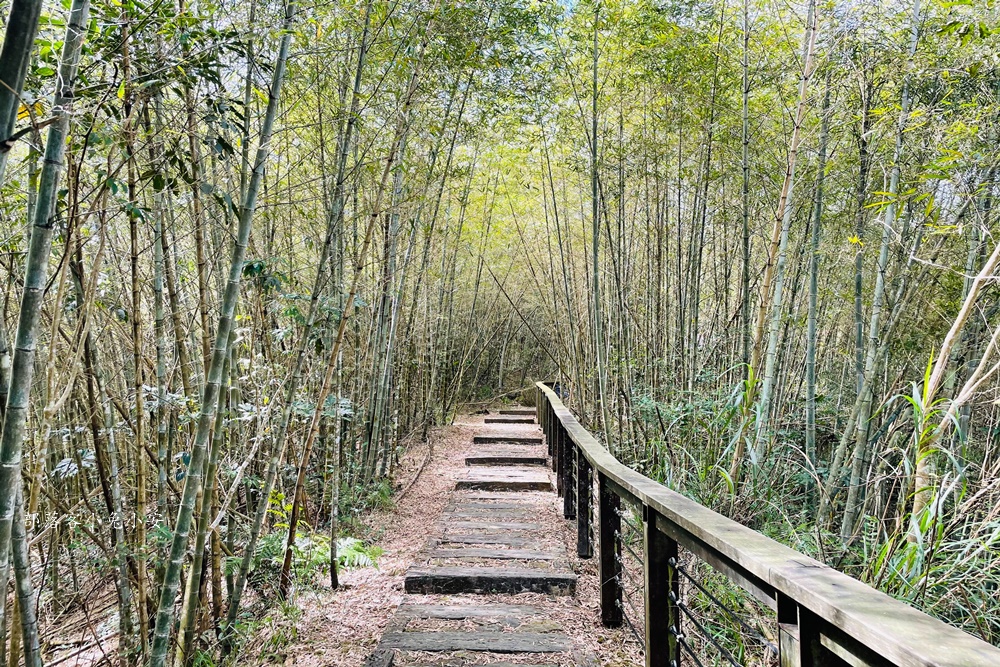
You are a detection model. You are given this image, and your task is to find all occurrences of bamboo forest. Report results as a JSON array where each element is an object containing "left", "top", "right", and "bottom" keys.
[{"left": 0, "top": 0, "right": 999, "bottom": 665}]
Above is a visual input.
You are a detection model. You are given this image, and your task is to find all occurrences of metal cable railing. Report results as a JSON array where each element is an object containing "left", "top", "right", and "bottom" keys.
[{"left": 675, "top": 560, "right": 778, "bottom": 659}]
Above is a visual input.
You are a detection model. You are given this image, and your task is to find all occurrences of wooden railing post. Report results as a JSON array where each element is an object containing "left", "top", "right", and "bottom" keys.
[
  {"left": 555, "top": 424, "right": 564, "bottom": 496},
  {"left": 778, "top": 595, "right": 835, "bottom": 667},
  {"left": 550, "top": 409, "right": 559, "bottom": 474},
  {"left": 563, "top": 437, "right": 576, "bottom": 519},
  {"left": 536, "top": 387, "right": 541, "bottom": 427},
  {"left": 545, "top": 402, "right": 553, "bottom": 455},
  {"left": 576, "top": 446, "right": 592, "bottom": 558},
  {"left": 644, "top": 507, "right": 679, "bottom": 667},
  {"left": 598, "top": 473, "right": 622, "bottom": 627},
  {"left": 543, "top": 399, "right": 550, "bottom": 441}
]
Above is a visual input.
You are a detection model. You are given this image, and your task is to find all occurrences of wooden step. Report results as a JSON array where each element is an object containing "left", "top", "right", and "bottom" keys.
[
  {"left": 430, "top": 547, "right": 562, "bottom": 561},
  {"left": 456, "top": 468, "right": 552, "bottom": 492},
  {"left": 473, "top": 435, "right": 543, "bottom": 445},
  {"left": 394, "top": 662, "right": 558, "bottom": 667},
  {"left": 440, "top": 534, "right": 534, "bottom": 547},
  {"left": 459, "top": 492, "right": 549, "bottom": 501},
  {"left": 380, "top": 630, "right": 572, "bottom": 652},
  {"left": 443, "top": 509, "right": 533, "bottom": 520},
  {"left": 485, "top": 417, "right": 535, "bottom": 424},
  {"left": 500, "top": 410, "right": 536, "bottom": 416},
  {"left": 404, "top": 566, "right": 577, "bottom": 596},
  {"left": 448, "top": 502, "right": 535, "bottom": 511},
  {"left": 466, "top": 454, "right": 547, "bottom": 466},
  {"left": 443, "top": 520, "right": 541, "bottom": 531},
  {"left": 396, "top": 603, "right": 545, "bottom": 620}
]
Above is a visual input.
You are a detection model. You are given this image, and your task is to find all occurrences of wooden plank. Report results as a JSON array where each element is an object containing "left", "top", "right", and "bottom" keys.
[
  {"left": 485, "top": 417, "right": 535, "bottom": 424},
  {"left": 430, "top": 547, "right": 562, "bottom": 560},
  {"left": 443, "top": 520, "right": 542, "bottom": 531},
  {"left": 404, "top": 566, "right": 577, "bottom": 595},
  {"left": 443, "top": 510, "right": 533, "bottom": 521},
  {"left": 462, "top": 469, "right": 551, "bottom": 479},
  {"left": 535, "top": 382, "right": 1000, "bottom": 667},
  {"left": 380, "top": 631, "right": 572, "bottom": 653},
  {"left": 456, "top": 479, "right": 553, "bottom": 492},
  {"left": 401, "top": 663, "right": 558, "bottom": 667},
  {"left": 458, "top": 492, "right": 549, "bottom": 501},
  {"left": 466, "top": 455, "right": 547, "bottom": 466},
  {"left": 457, "top": 468, "right": 553, "bottom": 492},
  {"left": 473, "top": 435, "right": 543, "bottom": 444},
  {"left": 500, "top": 409, "right": 536, "bottom": 416},
  {"left": 396, "top": 603, "right": 544, "bottom": 619},
  {"left": 440, "top": 534, "right": 534, "bottom": 547},
  {"left": 779, "top": 623, "right": 801, "bottom": 667},
  {"left": 447, "top": 502, "right": 534, "bottom": 511}
]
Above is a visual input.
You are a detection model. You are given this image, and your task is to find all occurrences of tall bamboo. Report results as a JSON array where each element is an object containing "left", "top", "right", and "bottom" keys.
[
  {"left": 222, "top": 1, "right": 374, "bottom": 642},
  {"left": 840, "top": 0, "right": 922, "bottom": 539},
  {"left": 806, "top": 79, "right": 832, "bottom": 509},
  {"left": 148, "top": 3, "right": 296, "bottom": 664},
  {"left": 754, "top": 0, "right": 818, "bottom": 453},
  {"left": 277, "top": 21, "right": 431, "bottom": 597},
  {"left": 0, "top": 0, "right": 44, "bottom": 183},
  {"left": 0, "top": 0, "right": 90, "bottom": 660}
]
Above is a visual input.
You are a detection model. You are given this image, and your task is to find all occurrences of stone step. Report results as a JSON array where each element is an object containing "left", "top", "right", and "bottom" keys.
[
  {"left": 473, "top": 435, "right": 542, "bottom": 445},
  {"left": 404, "top": 566, "right": 577, "bottom": 596},
  {"left": 466, "top": 454, "right": 547, "bottom": 466},
  {"left": 456, "top": 468, "right": 552, "bottom": 492},
  {"left": 380, "top": 630, "right": 572, "bottom": 653},
  {"left": 500, "top": 409, "right": 536, "bottom": 416},
  {"left": 485, "top": 417, "right": 535, "bottom": 424},
  {"left": 430, "top": 547, "right": 562, "bottom": 561}
]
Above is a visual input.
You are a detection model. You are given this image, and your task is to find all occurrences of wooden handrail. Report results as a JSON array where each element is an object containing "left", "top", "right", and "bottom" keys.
[{"left": 536, "top": 381, "right": 1000, "bottom": 667}]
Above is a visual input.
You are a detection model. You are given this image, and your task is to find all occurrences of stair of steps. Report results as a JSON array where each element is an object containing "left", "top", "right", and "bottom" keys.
[{"left": 372, "top": 410, "right": 595, "bottom": 667}]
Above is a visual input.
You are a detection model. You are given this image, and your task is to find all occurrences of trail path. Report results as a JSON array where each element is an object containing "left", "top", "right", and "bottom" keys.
[
  {"left": 278, "top": 409, "right": 637, "bottom": 667},
  {"left": 368, "top": 409, "right": 595, "bottom": 666}
]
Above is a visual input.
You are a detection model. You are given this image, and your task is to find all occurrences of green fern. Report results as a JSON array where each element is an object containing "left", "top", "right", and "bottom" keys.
[{"left": 337, "top": 537, "right": 384, "bottom": 569}]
